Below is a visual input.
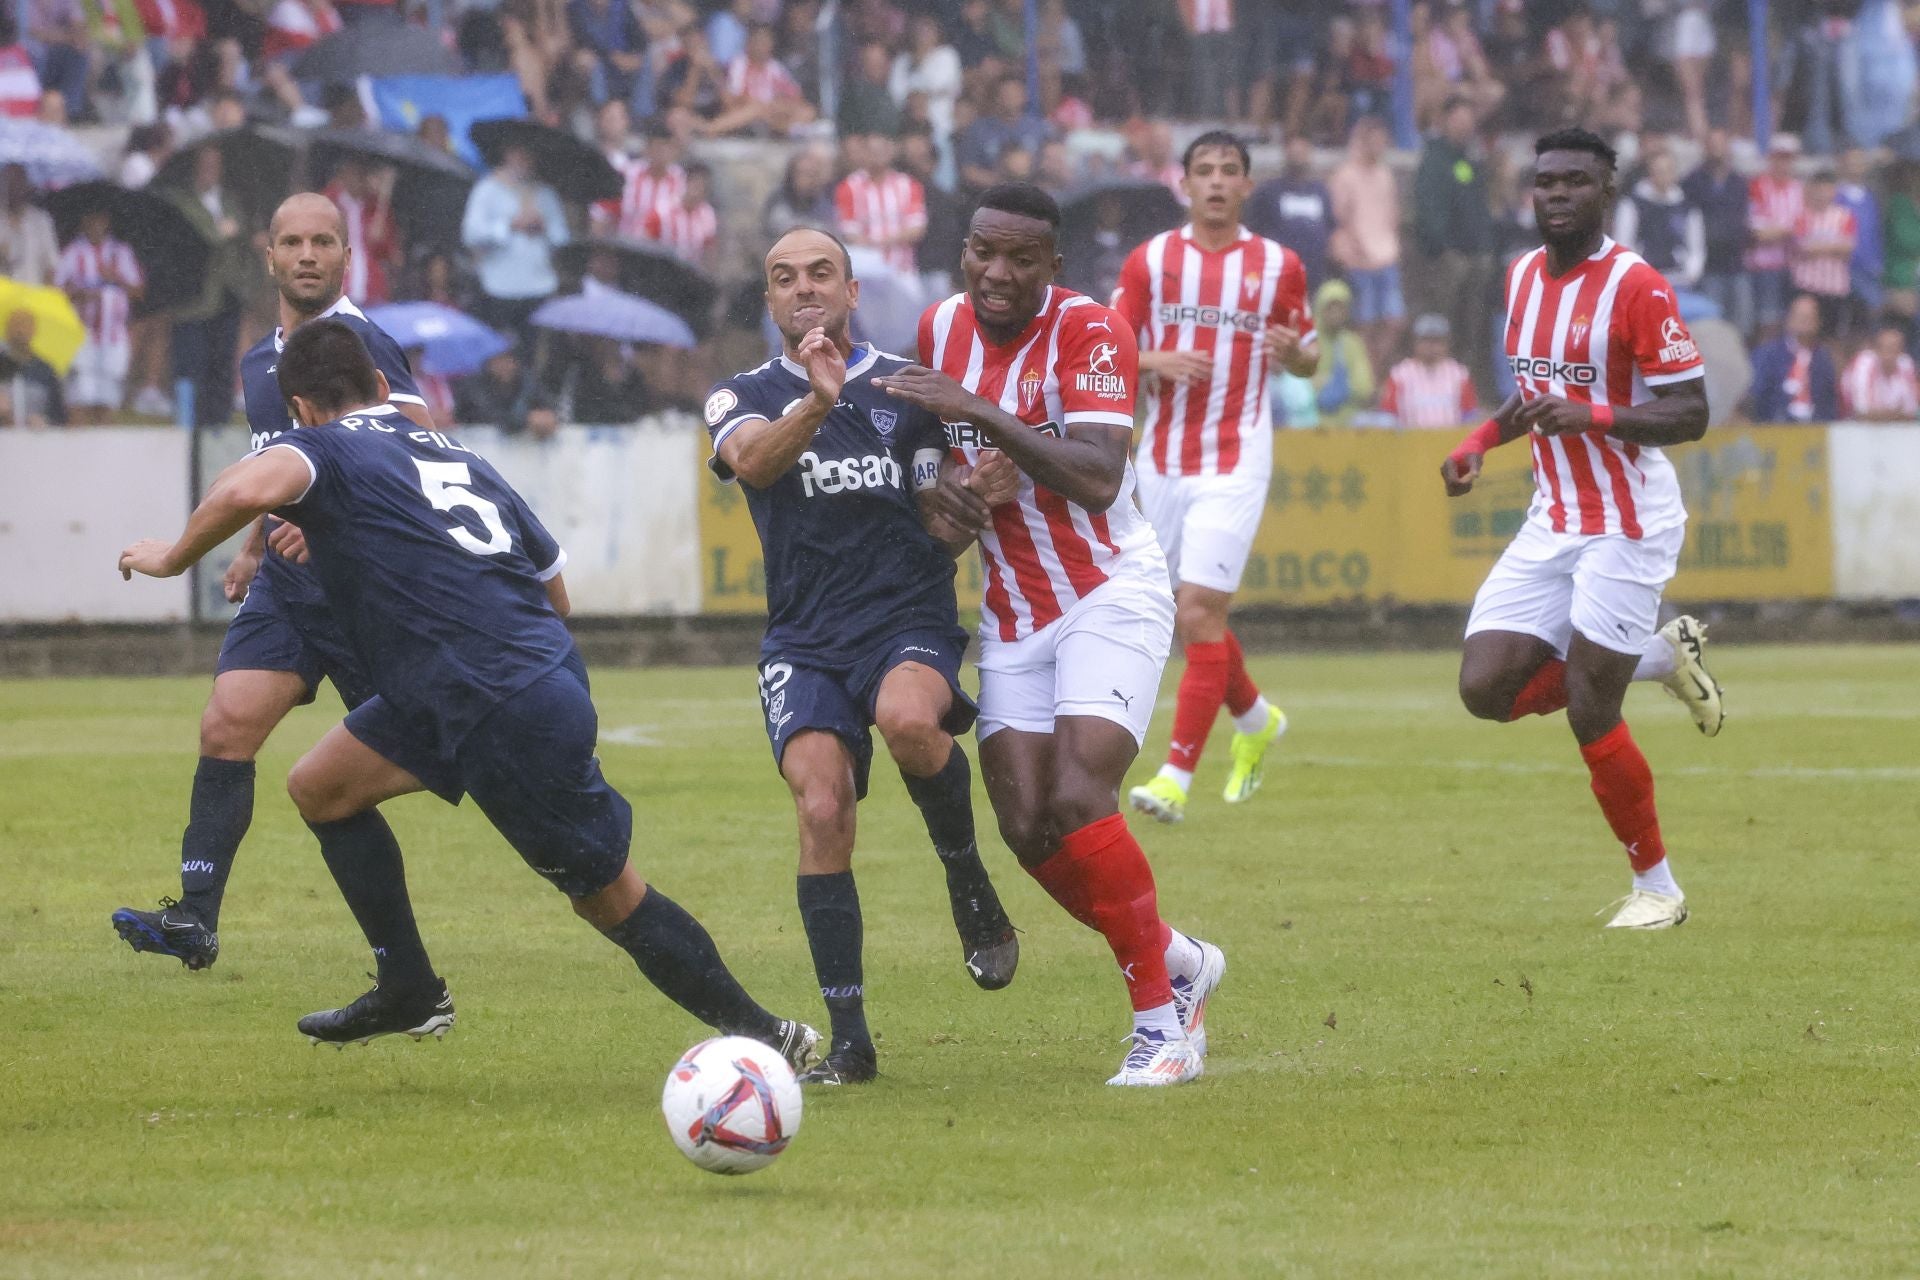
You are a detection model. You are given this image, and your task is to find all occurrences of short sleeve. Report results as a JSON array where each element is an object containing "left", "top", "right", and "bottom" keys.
[
  {"left": 703, "top": 374, "right": 771, "bottom": 482},
  {"left": 1109, "top": 246, "right": 1152, "bottom": 340},
  {"left": 260, "top": 434, "right": 326, "bottom": 512},
  {"left": 1054, "top": 302, "right": 1137, "bottom": 430},
  {"left": 361, "top": 321, "right": 426, "bottom": 409},
  {"left": 1618, "top": 267, "right": 1705, "bottom": 387},
  {"left": 1271, "top": 247, "right": 1315, "bottom": 348}
]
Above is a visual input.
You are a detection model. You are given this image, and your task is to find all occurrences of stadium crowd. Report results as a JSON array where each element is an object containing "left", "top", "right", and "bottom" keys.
[{"left": 1, "top": 0, "right": 1919, "bottom": 428}]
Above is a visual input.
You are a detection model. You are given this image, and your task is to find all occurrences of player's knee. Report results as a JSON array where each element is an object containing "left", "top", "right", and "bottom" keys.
[
  {"left": 995, "top": 806, "right": 1054, "bottom": 865},
  {"left": 1457, "top": 668, "right": 1513, "bottom": 721},
  {"left": 792, "top": 777, "right": 855, "bottom": 840},
  {"left": 1042, "top": 780, "right": 1112, "bottom": 842},
  {"left": 1175, "top": 596, "right": 1227, "bottom": 645},
  {"left": 284, "top": 756, "right": 333, "bottom": 823},
  {"left": 877, "top": 710, "right": 946, "bottom": 773},
  {"left": 199, "top": 694, "right": 272, "bottom": 759}
]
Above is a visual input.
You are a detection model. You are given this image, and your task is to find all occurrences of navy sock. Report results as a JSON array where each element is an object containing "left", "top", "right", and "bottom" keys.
[
  {"left": 603, "top": 889, "right": 781, "bottom": 1042},
  {"left": 176, "top": 757, "right": 255, "bottom": 928},
  {"left": 902, "top": 745, "right": 1001, "bottom": 921},
  {"left": 797, "top": 871, "right": 870, "bottom": 1053},
  {"left": 306, "top": 811, "right": 436, "bottom": 993}
]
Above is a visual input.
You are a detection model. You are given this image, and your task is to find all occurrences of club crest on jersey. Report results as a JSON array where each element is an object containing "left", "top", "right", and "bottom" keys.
[
  {"left": 1243, "top": 272, "right": 1260, "bottom": 302},
  {"left": 869, "top": 407, "right": 898, "bottom": 441},
  {"left": 1658, "top": 315, "right": 1698, "bottom": 364},
  {"left": 1019, "top": 368, "right": 1044, "bottom": 411},
  {"left": 1076, "top": 343, "right": 1127, "bottom": 399},
  {"left": 704, "top": 387, "right": 737, "bottom": 427},
  {"left": 1569, "top": 314, "right": 1591, "bottom": 348}
]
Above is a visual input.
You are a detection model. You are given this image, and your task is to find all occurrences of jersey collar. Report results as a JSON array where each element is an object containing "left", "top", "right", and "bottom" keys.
[
  {"left": 779, "top": 342, "right": 877, "bottom": 381},
  {"left": 1179, "top": 223, "right": 1252, "bottom": 249},
  {"left": 273, "top": 294, "right": 369, "bottom": 353}
]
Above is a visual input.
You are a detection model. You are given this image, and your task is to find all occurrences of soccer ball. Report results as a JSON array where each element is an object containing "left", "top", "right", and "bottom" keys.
[{"left": 661, "top": 1035, "right": 804, "bottom": 1175}]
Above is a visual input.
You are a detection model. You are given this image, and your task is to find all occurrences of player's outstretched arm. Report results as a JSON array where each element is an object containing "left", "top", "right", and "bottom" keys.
[
  {"left": 877, "top": 364, "right": 1131, "bottom": 512},
  {"left": 120, "top": 449, "right": 314, "bottom": 581}
]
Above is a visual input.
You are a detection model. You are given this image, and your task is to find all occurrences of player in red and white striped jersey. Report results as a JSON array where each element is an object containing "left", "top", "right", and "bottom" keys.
[
  {"left": 1441, "top": 128, "right": 1721, "bottom": 932},
  {"left": 1842, "top": 320, "right": 1920, "bottom": 420},
  {"left": 1108, "top": 131, "right": 1316, "bottom": 824},
  {"left": 640, "top": 163, "right": 718, "bottom": 267},
  {"left": 881, "top": 184, "right": 1223, "bottom": 1087},
  {"left": 1380, "top": 314, "right": 1478, "bottom": 429},
  {"left": 835, "top": 134, "right": 926, "bottom": 276},
  {"left": 55, "top": 208, "right": 144, "bottom": 422}
]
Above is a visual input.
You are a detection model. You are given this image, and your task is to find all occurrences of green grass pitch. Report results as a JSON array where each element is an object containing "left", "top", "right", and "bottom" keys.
[{"left": 3, "top": 645, "right": 1918, "bottom": 1278}]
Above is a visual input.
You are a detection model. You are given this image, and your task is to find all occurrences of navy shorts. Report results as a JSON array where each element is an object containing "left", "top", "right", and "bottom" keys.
[
  {"left": 216, "top": 571, "right": 376, "bottom": 710},
  {"left": 345, "top": 654, "right": 630, "bottom": 898},
  {"left": 757, "top": 628, "right": 976, "bottom": 800}
]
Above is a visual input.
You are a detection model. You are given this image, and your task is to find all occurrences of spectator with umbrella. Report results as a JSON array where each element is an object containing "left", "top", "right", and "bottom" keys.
[
  {"left": 553, "top": 333, "right": 652, "bottom": 424},
  {"left": 0, "top": 306, "right": 66, "bottom": 426},
  {"left": 453, "top": 345, "right": 558, "bottom": 437},
  {"left": 53, "top": 203, "right": 143, "bottom": 423},
  {"left": 461, "top": 138, "right": 569, "bottom": 338},
  {"left": 0, "top": 162, "right": 57, "bottom": 283}
]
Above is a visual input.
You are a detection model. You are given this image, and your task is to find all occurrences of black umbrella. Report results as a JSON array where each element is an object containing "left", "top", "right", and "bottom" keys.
[
  {"left": 554, "top": 236, "right": 719, "bottom": 337},
  {"left": 42, "top": 181, "right": 210, "bottom": 312},
  {"left": 469, "top": 118, "right": 623, "bottom": 205},
  {"left": 293, "top": 25, "right": 464, "bottom": 84},
  {"left": 308, "top": 128, "right": 476, "bottom": 248},
  {"left": 152, "top": 124, "right": 301, "bottom": 216}
]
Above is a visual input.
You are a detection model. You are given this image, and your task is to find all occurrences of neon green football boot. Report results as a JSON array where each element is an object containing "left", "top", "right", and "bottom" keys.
[{"left": 1221, "top": 705, "right": 1288, "bottom": 804}]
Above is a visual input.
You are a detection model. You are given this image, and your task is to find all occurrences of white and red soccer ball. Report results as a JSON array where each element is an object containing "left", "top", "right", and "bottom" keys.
[{"left": 661, "top": 1035, "right": 803, "bottom": 1175}]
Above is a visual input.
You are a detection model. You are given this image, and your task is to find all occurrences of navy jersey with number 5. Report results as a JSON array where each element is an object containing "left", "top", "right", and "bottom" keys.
[
  {"left": 264, "top": 405, "right": 570, "bottom": 750},
  {"left": 241, "top": 296, "right": 426, "bottom": 605},
  {"left": 705, "top": 345, "right": 959, "bottom": 668}
]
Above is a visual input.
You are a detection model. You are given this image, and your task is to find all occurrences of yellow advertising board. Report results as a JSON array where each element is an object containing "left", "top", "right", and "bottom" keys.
[{"left": 695, "top": 426, "right": 1834, "bottom": 616}]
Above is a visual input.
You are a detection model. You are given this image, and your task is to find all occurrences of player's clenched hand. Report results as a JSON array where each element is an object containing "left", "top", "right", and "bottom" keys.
[
  {"left": 919, "top": 462, "right": 994, "bottom": 534},
  {"left": 873, "top": 364, "right": 984, "bottom": 422},
  {"left": 222, "top": 547, "right": 260, "bottom": 602},
  {"left": 1440, "top": 451, "right": 1481, "bottom": 497},
  {"left": 796, "top": 326, "right": 845, "bottom": 408},
  {"left": 119, "top": 539, "right": 180, "bottom": 580},
  {"left": 1157, "top": 350, "right": 1213, "bottom": 386},
  {"left": 969, "top": 448, "right": 1020, "bottom": 506},
  {"left": 1512, "top": 394, "right": 1591, "bottom": 437},
  {"left": 267, "top": 520, "right": 311, "bottom": 565},
  {"left": 1264, "top": 323, "right": 1303, "bottom": 366}
]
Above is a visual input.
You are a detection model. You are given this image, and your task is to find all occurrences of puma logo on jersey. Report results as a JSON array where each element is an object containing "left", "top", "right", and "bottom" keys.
[{"left": 797, "top": 450, "right": 902, "bottom": 497}]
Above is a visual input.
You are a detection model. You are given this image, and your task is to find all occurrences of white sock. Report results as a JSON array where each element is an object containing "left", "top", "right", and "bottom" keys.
[
  {"left": 1231, "top": 695, "right": 1274, "bottom": 735},
  {"left": 1134, "top": 1001, "right": 1182, "bottom": 1038},
  {"left": 1156, "top": 763, "right": 1194, "bottom": 791},
  {"left": 1633, "top": 857, "right": 1681, "bottom": 898},
  {"left": 1163, "top": 929, "right": 1202, "bottom": 983},
  {"left": 1633, "top": 634, "right": 1677, "bottom": 681}
]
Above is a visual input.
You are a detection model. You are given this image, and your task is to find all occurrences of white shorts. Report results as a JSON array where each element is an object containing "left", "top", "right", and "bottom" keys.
[
  {"left": 976, "top": 565, "right": 1175, "bottom": 746},
  {"left": 67, "top": 340, "right": 130, "bottom": 409},
  {"left": 1465, "top": 517, "right": 1685, "bottom": 657},
  {"left": 1134, "top": 465, "right": 1268, "bottom": 594}
]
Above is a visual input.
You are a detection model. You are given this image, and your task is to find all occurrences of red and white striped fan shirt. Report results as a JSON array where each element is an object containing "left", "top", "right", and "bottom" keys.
[
  {"left": 641, "top": 199, "right": 718, "bottom": 266},
  {"left": 594, "top": 158, "right": 687, "bottom": 239},
  {"left": 1503, "top": 236, "right": 1704, "bottom": 540},
  {"left": 1745, "top": 175, "right": 1803, "bottom": 273},
  {"left": 327, "top": 185, "right": 398, "bottom": 305},
  {"left": 1790, "top": 203, "right": 1856, "bottom": 297},
  {"left": 1179, "top": 0, "right": 1232, "bottom": 34},
  {"left": 55, "top": 236, "right": 143, "bottom": 349},
  {"left": 919, "top": 286, "right": 1157, "bottom": 642},
  {"left": 0, "top": 46, "right": 40, "bottom": 119},
  {"left": 835, "top": 169, "right": 926, "bottom": 275},
  {"left": 1381, "top": 357, "right": 1476, "bottom": 428},
  {"left": 1111, "top": 225, "right": 1313, "bottom": 478},
  {"left": 1842, "top": 349, "right": 1919, "bottom": 418},
  {"left": 725, "top": 54, "right": 801, "bottom": 104}
]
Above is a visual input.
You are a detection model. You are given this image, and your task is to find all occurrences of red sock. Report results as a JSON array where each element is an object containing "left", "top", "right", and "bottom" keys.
[
  {"left": 1579, "top": 722, "right": 1666, "bottom": 872},
  {"left": 1223, "top": 629, "right": 1260, "bottom": 717},
  {"left": 1167, "top": 640, "right": 1230, "bottom": 771},
  {"left": 1508, "top": 660, "right": 1569, "bottom": 720},
  {"left": 1028, "top": 814, "right": 1175, "bottom": 1011}
]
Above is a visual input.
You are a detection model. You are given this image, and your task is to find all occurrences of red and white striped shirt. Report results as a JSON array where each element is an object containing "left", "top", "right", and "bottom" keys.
[
  {"left": 263, "top": 0, "right": 341, "bottom": 59},
  {"left": 725, "top": 54, "right": 800, "bottom": 104},
  {"left": 1790, "top": 203, "right": 1856, "bottom": 297},
  {"left": 326, "top": 184, "right": 398, "bottom": 305},
  {"left": 1180, "top": 0, "right": 1232, "bottom": 34},
  {"left": 1381, "top": 357, "right": 1476, "bottom": 428},
  {"left": 919, "top": 286, "right": 1156, "bottom": 642},
  {"left": 1746, "top": 174, "right": 1803, "bottom": 272},
  {"left": 1111, "top": 225, "right": 1314, "bottom": 478},
  {"left": 0, "top": 46, "right": 41, "bottom": 119},
  {"left": 1503, "top": 236, "right": 1704, "bottom": 539},
  {"left": 55, "top": 236, "right": 142, "bottom": 348},
  {"left": 835, "top": 169, "right": 926, "bottom": 275},
  {"left": 642, "top": 199, "right": 718, "bottom": 266},
  {"left": 1842, "top": 349, "right": 1919, "bottom": 418},
  {"left": 594, "top": 158, "right": 687, "bottom": 239}
]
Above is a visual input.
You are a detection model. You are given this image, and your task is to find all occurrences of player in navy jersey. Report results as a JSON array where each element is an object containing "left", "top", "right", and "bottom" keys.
[
  {"left": 113, "top": 193, "right": 434, "bottom": 972},
  {"left": 118, "top": 319, "right": 820, "bottom": 1064},
  {"left": 705, "top": 227, "right": 1017, "bottom": 1085}
]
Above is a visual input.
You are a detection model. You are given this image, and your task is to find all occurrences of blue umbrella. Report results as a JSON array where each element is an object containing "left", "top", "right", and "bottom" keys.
[
  {"left": 366, "top": 301, "right": 510, "bottom": 377},
  {"left": 0, "top": 120, "right": 104, "bottom": 189},
  {"left": 531, "top": 287, "right": 698, "bottom": 349}
]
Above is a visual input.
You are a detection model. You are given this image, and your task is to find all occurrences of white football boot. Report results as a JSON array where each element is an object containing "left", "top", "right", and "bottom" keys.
[
  {"left": 1169, "top": 935, "right": 1226, "bottom": 1057},
  {"left": 1658, "top": 616, "right": 1724, "bottom": 737},
  {"left": 1106, "top": 1029, "right": 1203, "bottom": 1087},
  {"left": 1601, "top": 889, "right": 1689, "bottom": 930}
]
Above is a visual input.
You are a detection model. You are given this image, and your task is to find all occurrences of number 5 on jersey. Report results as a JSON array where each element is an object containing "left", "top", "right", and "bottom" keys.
[{"left": 415, "top": 460, "right": 512, "bottom": 557}]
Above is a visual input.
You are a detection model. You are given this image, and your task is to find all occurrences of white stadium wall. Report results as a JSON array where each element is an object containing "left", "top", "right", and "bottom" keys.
[{"left": 1828, "top": 424, "right": 1920, "bottom": 600}]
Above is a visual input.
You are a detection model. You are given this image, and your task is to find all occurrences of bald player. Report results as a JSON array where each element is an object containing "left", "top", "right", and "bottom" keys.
[{"left": 113, "top": 193, "right": 436, "bottom": 971}]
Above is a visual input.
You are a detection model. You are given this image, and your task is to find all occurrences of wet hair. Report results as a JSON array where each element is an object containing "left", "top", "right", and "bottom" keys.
[
  {"left": 770, "top": 225, "right": 854, "bottom": 277},
  {"left": 974, "top": 182, "right": 1060, "bottom": 231},
  {"left": 276, "top": 319, "right": 381, "bottom": 419},
  {"left": 1183, "top": 129, "right": 1251, "bottom": 174},
  {"left": 1534, "top": 127, "right": 1617, "bottom": 172}
]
